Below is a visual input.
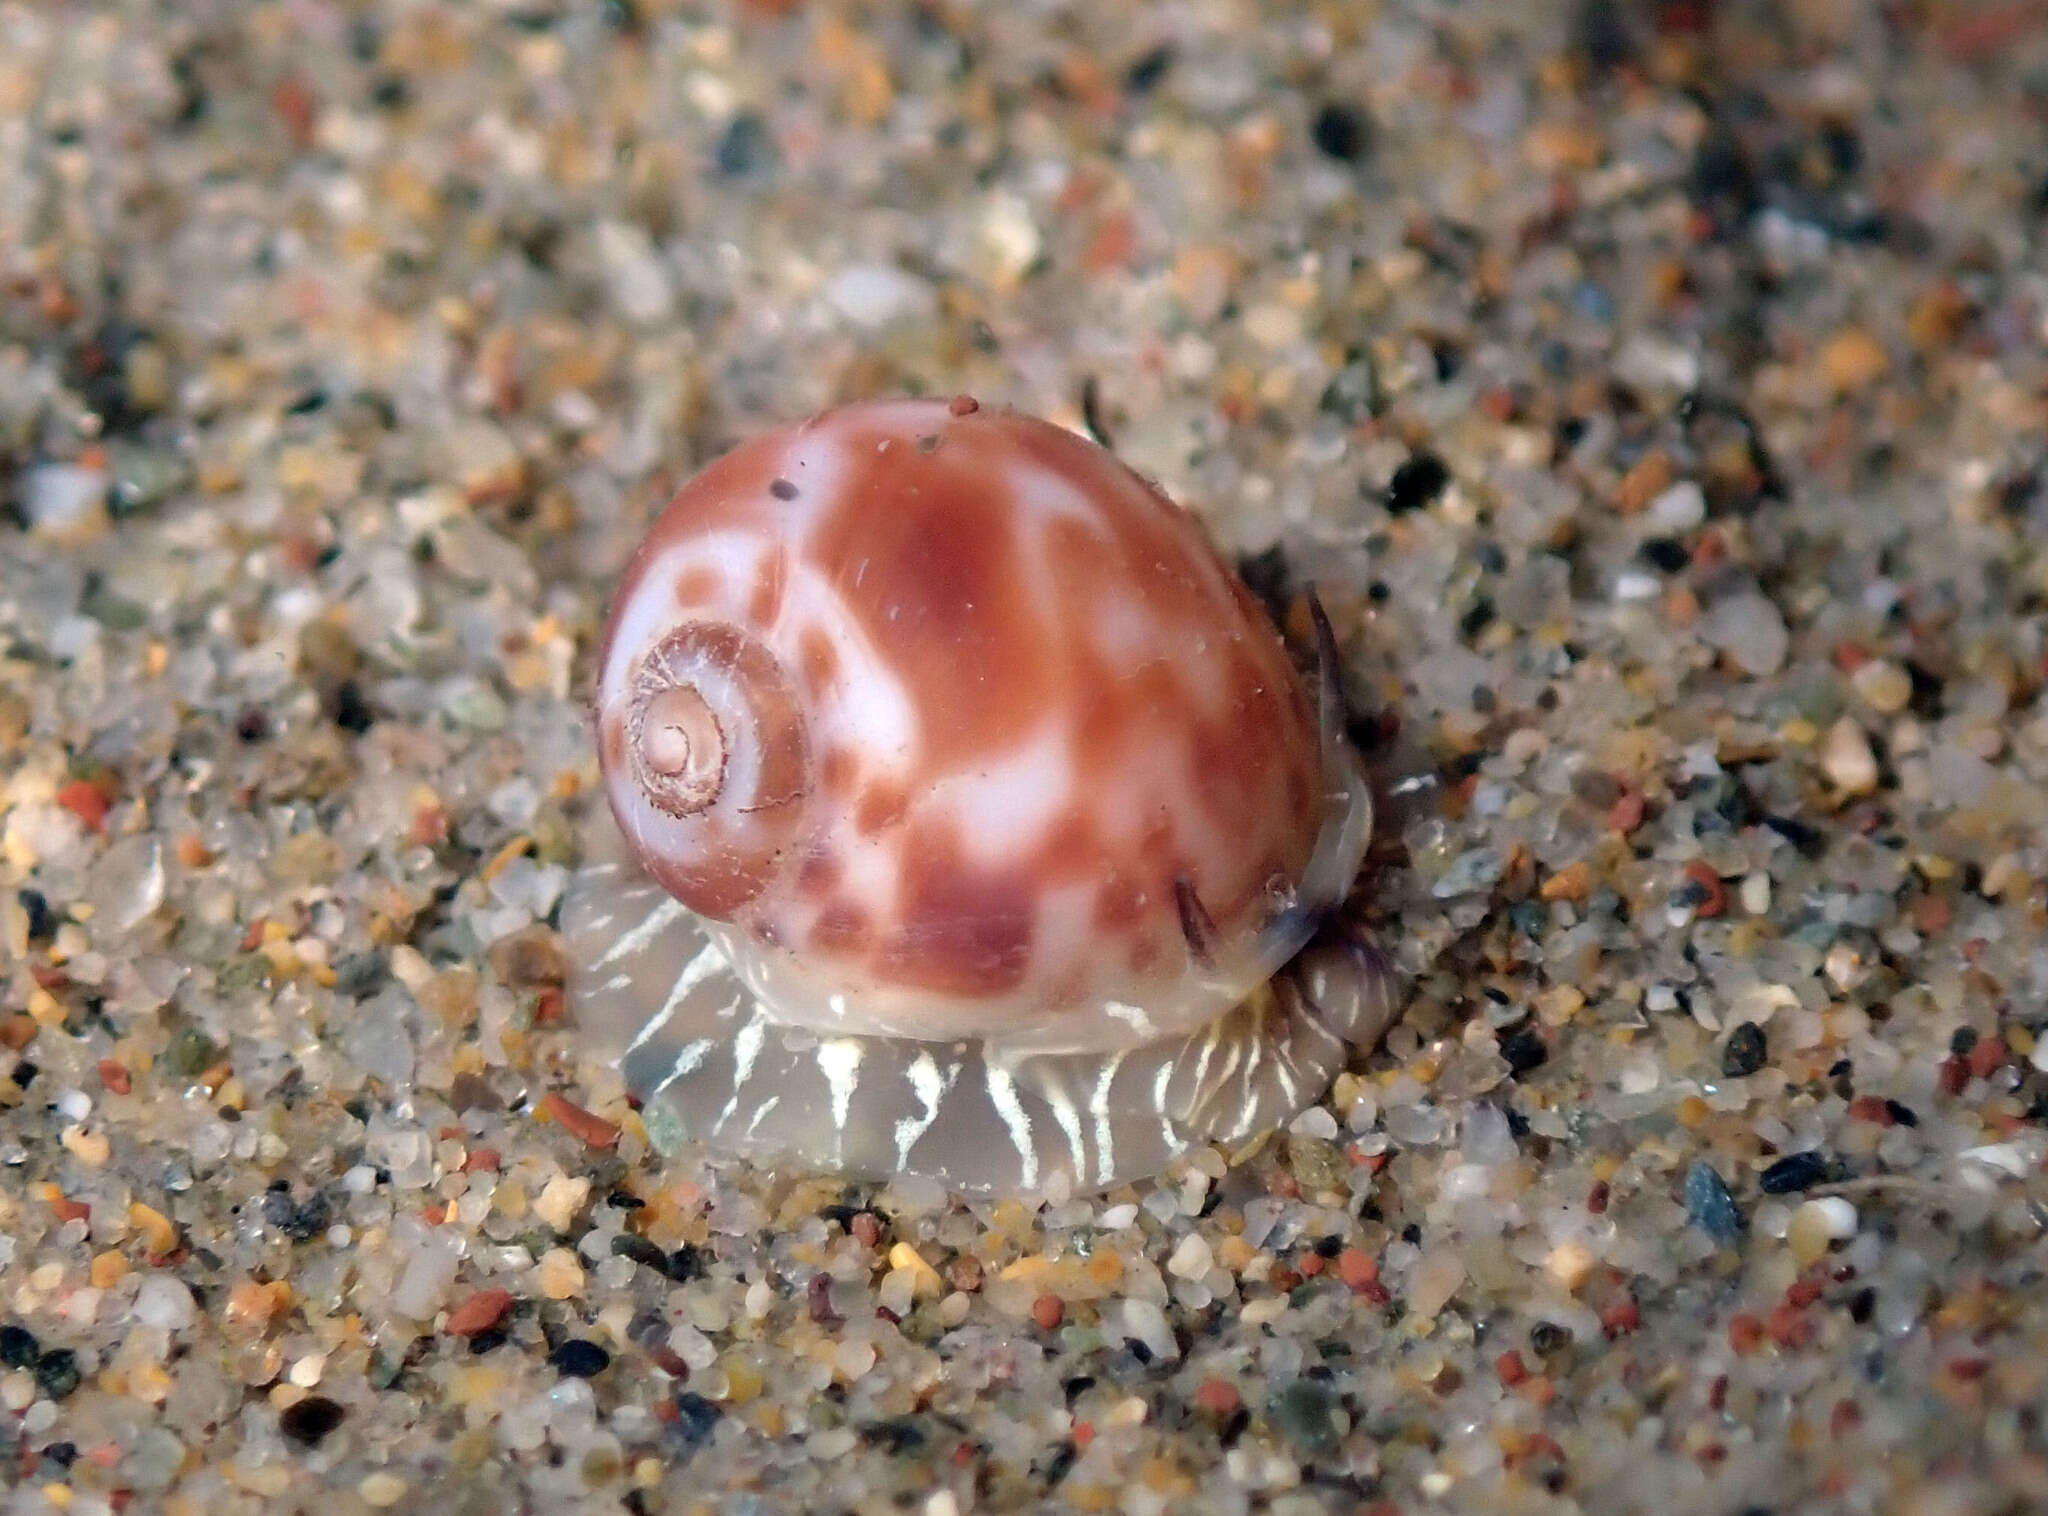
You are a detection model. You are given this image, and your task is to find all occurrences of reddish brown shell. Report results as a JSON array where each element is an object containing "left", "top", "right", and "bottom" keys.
[
  {"left": 570, "top": 398, "right": 1394, "bottom": 1196},
  {"left": 594, "top": 398, "right": 1339, "bottom": 1052}
]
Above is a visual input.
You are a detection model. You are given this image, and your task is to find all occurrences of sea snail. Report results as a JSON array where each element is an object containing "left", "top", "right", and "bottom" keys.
[{"left": 563, "top": 398, "right": 1399, "bottom": 1197}]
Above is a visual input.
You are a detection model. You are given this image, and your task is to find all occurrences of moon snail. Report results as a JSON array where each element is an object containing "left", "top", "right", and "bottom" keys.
[{"left": 563, "top": 398, "right": 1401, "bottom": 1197}]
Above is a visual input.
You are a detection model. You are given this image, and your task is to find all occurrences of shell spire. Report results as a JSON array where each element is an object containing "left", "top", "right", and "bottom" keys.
[{"left": 609, "top": 620, "right": 812, "bottom": 919}]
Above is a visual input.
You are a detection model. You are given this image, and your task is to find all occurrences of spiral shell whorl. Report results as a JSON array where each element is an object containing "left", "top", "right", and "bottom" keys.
[
  {"left": 630, "top": 668, "right": 726, "bottom": 818},
  {"left": 608, "top": 621, "right": 810, "bottom": 921}
]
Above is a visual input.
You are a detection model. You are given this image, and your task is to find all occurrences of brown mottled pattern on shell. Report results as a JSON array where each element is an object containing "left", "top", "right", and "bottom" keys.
[{"left": 596, "top": 400, "right": 1323, "bottom": 1040}]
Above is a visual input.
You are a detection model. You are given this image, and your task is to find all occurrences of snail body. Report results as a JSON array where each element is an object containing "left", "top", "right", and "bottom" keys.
[{"left": 565, "top": 399, "right": 1396, "bottom": 1195}]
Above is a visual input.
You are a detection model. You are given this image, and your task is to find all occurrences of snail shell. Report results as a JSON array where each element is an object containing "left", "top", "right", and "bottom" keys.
[{"left": 565, "top": 398, "right": 1396, "bottom": 1195}]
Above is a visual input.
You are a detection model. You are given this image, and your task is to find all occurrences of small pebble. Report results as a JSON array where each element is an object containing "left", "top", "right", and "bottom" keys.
[
  {"left": 1738, "top": 871, "right": 1770, "bottom": 915},
  {"left": 20, "top": 465, "right": 108, "bottom": 535},
  {"left": 1545, "top": 1241, "right": 1596, "bottom": 1292},
  {"left": 538, "top": 1094, "right": 619, "bottom": 1150},
  {"left": 1787, "top": 1197, "right": 1857, "bottom": 1264},
  {"left": 1336, "top": 1248, "right": 1378, "bottom": 1292},
  {"left": 1166, "top": 1233, "right": 1214, "bottom": 1279},
  {"left": 1760, "top": 1151, "right": 1832, "bottom": 1194},
  {"left": 1820, "top": 326, "right": 1890, "bottom": 394},
  {"left": 824, "top": 264, "right": 937, "bottom": 329},
  {"left": 670, "top": 1392, "right": 722, "bottom": 1448},
  {"left": 1649, "top": 480, "right": 1706, "bottom": 530},
  {"left": 1408, "top": 1248, "right": 1467, "bottom": 1317},
  {"left": 713, "top": 111, "right": 777, "bottom": 179},
  {"left": 1807, "top": 1196, "right": 1859, "bottom": 1238},
  {"left": 1269, "top": 1379, "right": 1340, "bottom": 1455},
  {"left": 445, "top": 1290, "right": 514, "bottom": 1337},
  {"left": 1702, "top": 592, "right": 1790, "bottom": 677},
  {"left": 537, "top": 1248, "right": 586, "bottom": 1299},
  {"left": 59, "top": 1124, "right": 110, "bottom": 1166},
  {"left": 1499, "top": 1028, "right": 1548, "bottom": 1075},
  {"left": 834, "top": 1339, "right": 876, "bottom": 1381},
  {"left": 1120, "top": 1299, "right": 1179, "bottom": 1362},
  {"left": 279, "top": 1395, "right": 346, "bottom": 1446},
  {"left": 1309, "top": 102, "right": 1372, "bottom": 162},
  {"left": 1850, "top": 658, "right": 1912, "bottom": 714},
  {"left": 533, "top": 1174, "right": 591, "bottom": 1234},
  {"left": 0, "top": 1325, "right": 41, "bottom": 1368},
  {"left": 1287, "top": 1104, "right": 1339, "bottom": 1140},
  {"left": 34, "top": 1350, "right": 81, "bottom": 1401},
  {"left": 1684, "top": 1161, "right": 1744, "bottom": 1244},
  {"left": 548, "top": 1339, "right": 611, "bottom": 1378},
  {"left": 1386, "top": 453, "right": 1450, "bottom": 515},
  {"left": 886, "top": 1243, "right": 943, "bottom": 1298},
  {"left": 1722, "top": 1021, "right": 1768, "bottom": 1077},
  {"left": 1821, "top": 717, "right": 1880, "bottom": 794},
  {"left": 877, "top": 1268, "right": 917, "bottom": 1318},
  {"left": 132, "top": 1276, "right": 195, "bottom": 1331},
  {"left": 1194, "top": 1378, "right": 1241, "bottom": 1417}
]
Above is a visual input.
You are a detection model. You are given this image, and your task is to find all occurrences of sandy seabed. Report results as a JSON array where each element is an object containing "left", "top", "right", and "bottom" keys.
[{"left": 2, "top": 3, "right": 2046, "bottom": 1513}]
